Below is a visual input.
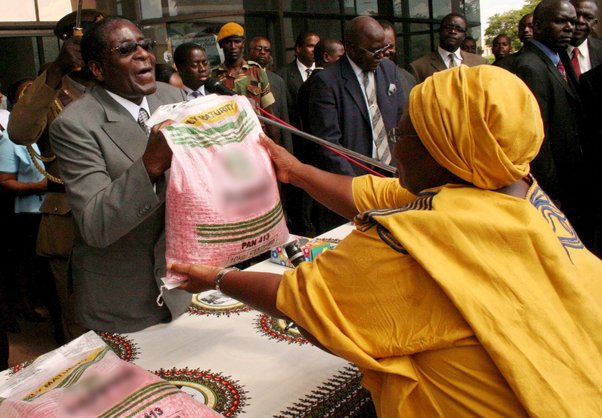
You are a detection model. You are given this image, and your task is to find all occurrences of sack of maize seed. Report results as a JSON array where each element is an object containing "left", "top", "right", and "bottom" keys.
[
  {"left": 147, "top": 94, "right": 289, "bottom": 283},
  {"left": 0, "top": 331, "right": 220, "bottom": 417}
]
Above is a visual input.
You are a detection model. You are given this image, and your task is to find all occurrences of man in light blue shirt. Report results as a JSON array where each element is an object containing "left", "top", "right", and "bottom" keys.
[
  {"left": 0, "top": 111, "right": 47, "bottom": 213},
  {"left": 0, "top": 109, "right": 49, "bottom": 332}
]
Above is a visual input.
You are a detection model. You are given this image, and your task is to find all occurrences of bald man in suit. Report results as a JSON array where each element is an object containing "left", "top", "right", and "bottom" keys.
[{"left": 305, "top": 17, "right": 405, "bottom": 232}]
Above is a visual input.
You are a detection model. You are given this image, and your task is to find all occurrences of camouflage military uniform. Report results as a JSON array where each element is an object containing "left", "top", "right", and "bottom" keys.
[{"left": 211, "top": 60, "right": 275, "bottom": 113}]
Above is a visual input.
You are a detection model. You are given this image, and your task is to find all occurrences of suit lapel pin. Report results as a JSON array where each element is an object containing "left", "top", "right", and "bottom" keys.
[{"left": 388, "top": 83, "right": 397, "bottom": 96}]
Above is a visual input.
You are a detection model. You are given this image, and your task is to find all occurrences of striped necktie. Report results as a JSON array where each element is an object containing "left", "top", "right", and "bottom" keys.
[
  {"left": 137, "top": 108, "right": 151, "bottom": 136},
  {"left": 363, "top": 72, "right": 391, "bottom": 164},
  {"left": 448, "top": 53, "right": 457, "bottom": 68}
]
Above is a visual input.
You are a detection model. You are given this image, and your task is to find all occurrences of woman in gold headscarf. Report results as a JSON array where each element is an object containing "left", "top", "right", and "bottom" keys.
[{"left": 169, "top": 66, "right": 602, "bottom": 417}]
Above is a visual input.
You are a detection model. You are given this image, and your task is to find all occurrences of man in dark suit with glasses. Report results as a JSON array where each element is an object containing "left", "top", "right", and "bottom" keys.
[{"left": 305, "top": 16, "right": 405, "bottom": 233}]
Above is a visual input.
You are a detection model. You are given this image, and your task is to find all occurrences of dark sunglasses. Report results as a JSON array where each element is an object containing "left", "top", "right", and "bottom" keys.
[
  {"left": 110, "top": 38, "right": 156, "bottom": 56},
  {"left": 441, "top": 24, "right": 467, "bottom": 33},
  {"left": 358, "top": 43, "right": 393, "bottom": 58}
]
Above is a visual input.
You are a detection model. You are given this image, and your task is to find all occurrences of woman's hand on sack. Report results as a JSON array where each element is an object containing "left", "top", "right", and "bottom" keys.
[
  {"left": 167, "top": 263, "right": 221, "bottom": 293},
  {"left": 259, "top": 133, "right": 303, "bottom": 184},
  {"left": 143, "top": 119, "right": 175, "bottom": 182}
]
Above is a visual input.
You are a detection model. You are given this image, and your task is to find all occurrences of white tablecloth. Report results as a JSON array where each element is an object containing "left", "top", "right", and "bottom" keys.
[{"left": 1, "top": 223, "right": 375, "bottom": 417}]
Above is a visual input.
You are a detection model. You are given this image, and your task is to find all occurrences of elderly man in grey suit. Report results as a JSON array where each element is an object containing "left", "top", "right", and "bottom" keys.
[
  {"left": 50, "top": 17, "right": 190, "bottom": 333},
  {"left": 410, "top": 13, "right": 488, "bottom": 83}
]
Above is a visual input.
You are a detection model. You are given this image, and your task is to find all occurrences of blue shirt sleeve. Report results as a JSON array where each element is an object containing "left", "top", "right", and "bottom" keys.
[{"left": 0, "top": 133, "right": 19, "bottom": 174}]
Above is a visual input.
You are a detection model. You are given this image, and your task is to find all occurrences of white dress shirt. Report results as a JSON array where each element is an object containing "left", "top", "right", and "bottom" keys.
[
  {"left": 183, "top": 85, "right": 206, "bottom": 101},
  {"left": 106, "top": 91, "right": 151, "bottom": 122},
  {"left": 567, "top": 40, "right": 592, "bottom": 74},
  {"left": 296, "top": 59, "right": 315, "bottom": 82}
]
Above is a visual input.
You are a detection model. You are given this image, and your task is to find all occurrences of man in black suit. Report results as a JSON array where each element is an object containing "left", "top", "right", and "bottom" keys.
[
  {"left": 567, "top": 0, "right": 602, "bottom": 76},
  {"left": 276, "top": 31, "right": 320, "bottom": 236},
  {"left": 297, "top": 38, "right": 345, "bottom": 132},
  {"left": 579, "top": 64, "right": 602, "bottom": 256},
  {"left": 495, "top": 14, "right": 534, "bottom": 69},
  {"left": 277, "top": 31, "right": 320, "bottom": 131},
  {"left": 508, "top": 0, "right": 590, "bottom": 246},
  {"left": 573, "top": 0, "right": 602, "bottom": 254},
  {"left": 295, "top": 39, "right": 345, "bottom": 234},
  {"left": 519, "top": 13, "right": 535, "bottom": 44}
]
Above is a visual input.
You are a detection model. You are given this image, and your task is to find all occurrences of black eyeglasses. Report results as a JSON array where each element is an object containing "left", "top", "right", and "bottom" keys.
[
  {"left": 110, "top": 39, "right": 156, "bottom": 56},
  {"left": 358, "top": 43, "right": 392, "bottom": 58},
  {"left": 252, "top": 46, "right": 271, "bottom": 52},
  {"left": 441, "top": 24, "right": 467, "bottom": 33}
]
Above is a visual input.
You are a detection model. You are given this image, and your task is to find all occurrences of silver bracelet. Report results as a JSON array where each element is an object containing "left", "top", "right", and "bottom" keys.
[{"left": 213, "top": 267, "right": 240, "bottom": 292}]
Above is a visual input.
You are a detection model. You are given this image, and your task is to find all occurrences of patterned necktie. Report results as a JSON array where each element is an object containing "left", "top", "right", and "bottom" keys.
[
  {"left": 137, "top": 108, "right": 151, "bottom": 136},
  {"left": 571, "top": 48, "right": 581, "bottom": 78},
  {"left": 448, "top": 53, "right": 457, "bottom": 68},
  {"left": 305, "top": 68, "right": 312, "bottom": 80},
  {"left": 363, "top": 72, "right": 391, "bottom": 164},
  {"left": 557, "top": 59, "right": 568, "bottom": 82}
]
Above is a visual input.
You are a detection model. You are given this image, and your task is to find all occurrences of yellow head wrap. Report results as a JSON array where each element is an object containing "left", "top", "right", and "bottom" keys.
[
  {"left": 217, "top": 22, "right": 245, "bottom": 43},
  {"left": 409, "top": 65, "right": 544, "bottom": 189}
]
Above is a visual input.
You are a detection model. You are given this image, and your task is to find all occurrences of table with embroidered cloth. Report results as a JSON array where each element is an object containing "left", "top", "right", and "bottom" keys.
[{"left": 1, "top": 223, "right": 377, "bottom": 417}]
